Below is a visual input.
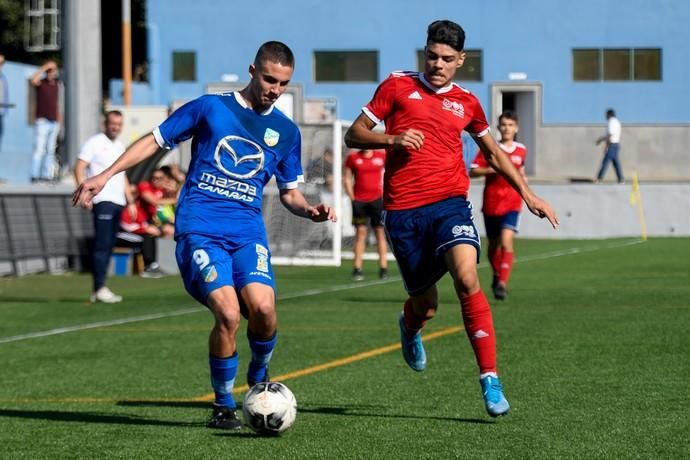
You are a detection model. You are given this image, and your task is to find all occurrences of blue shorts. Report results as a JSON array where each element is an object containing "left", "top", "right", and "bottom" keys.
[
  {"left": 176, "top": 233, "right": 275, "bottom": 307},
  {"left": 483, "top": 211, "right": 521, "bottom": 240},
  {"left": 382, "top": 196, "right": 481, "bottom": 296}
]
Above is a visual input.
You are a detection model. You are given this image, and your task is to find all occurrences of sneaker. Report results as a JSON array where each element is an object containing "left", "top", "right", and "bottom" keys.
[
  {"left": 140, "top": 262, "right": 164, "bottom": 279},
  {"left": 247, "top": 367, "right": 270, "bottom": 388},
  {"left": 480, "top": 375, "right": 510, "bottom": 417},
  {"left": 398, "top": 312, "right": 426, "bottom": 372},
  {"left": 208, "top": 405, "right": 243, "bottom": 430},
  {"left": 379, "top": 267, "right": 389, "bottom": 279},
  {"left": 352, "top": 268, "right": 364, "bottom": 281},
  {"left": 89, "top": 287, "right": 123, "bottom": 304},
  {"left": 493, "top": 282, "right": 507, "bottom": 301}
]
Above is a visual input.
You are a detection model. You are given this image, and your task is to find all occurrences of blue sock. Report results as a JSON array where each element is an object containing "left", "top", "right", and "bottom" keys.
[
  {"left": 209, "top": 353, "right": 238, "bottom": 409},
  {"left": 247, "top": 330, "right": 277, "bottom": 384}
]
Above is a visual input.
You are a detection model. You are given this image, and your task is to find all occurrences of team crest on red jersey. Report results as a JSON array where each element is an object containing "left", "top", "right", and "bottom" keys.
[{"left": 442, "top": 99, "right": 465, "bottom": 118}]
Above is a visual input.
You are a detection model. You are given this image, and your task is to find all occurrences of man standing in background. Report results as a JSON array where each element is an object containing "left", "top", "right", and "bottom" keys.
[
  {"left": 30, "top": 60, "right": 61, "bottom": 182},
  {"left": 74, "top": 110, "right": 135, "bottom": 303},
  {"left": 595, "top": 109, "right": 624, "bottom": 184}
]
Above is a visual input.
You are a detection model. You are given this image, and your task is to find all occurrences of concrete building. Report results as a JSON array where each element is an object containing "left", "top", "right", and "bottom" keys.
[{"left": 116, "top": 0, "right": 689, "bottom": 181}]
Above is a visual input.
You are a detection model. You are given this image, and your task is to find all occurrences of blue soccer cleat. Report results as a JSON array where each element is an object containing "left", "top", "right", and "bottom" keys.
[
  {"left": 398, "top": 312, "right": 426, "bottom": 372},
  {"left": 480, "top": 375, "right": 510, "bottom": 417}
]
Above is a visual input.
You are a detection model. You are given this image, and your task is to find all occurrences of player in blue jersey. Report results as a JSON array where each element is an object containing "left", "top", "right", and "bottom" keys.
[{"left": 72, "top": 41, "right": 336, "bottom": 430}]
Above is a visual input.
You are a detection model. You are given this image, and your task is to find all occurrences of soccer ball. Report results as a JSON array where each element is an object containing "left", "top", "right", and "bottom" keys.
[{"left": 242, "top": 382, "right": 297, "bottom": 435}]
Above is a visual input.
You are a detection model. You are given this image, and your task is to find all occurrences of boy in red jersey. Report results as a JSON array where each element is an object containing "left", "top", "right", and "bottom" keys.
[
  {"left": 471, "top": 111, "right": 526, "bottom": 300},
  {"left": 344, "top": 148, "right": 388, "bottom": 280},
  {"left": 345, "top": 20, "right": 558, "bottom": 417}
]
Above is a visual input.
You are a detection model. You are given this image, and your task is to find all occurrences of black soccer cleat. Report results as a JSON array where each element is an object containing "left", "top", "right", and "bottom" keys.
[
  {"left": 493, "top": 283, "right": 507, "bottom": 301},
  {"left": 379, "top": 267, "right": 389, "bottom": 280},
  {"left": 208, "top": 405, "right": 243, "bottom": 430}
]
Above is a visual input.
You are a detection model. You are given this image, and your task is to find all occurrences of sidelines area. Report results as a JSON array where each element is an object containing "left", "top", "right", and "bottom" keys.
[{"left": 0, "top": 238, "right": 643, "bottom": 346}]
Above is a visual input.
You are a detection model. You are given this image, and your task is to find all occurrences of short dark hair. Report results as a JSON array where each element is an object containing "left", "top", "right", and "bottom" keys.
[
  {"left": 105, "top": 110, "right": 123, "bottom": 121},
  {"left": 427, "top": 20, "right": 465, "bottom": 51},
  {"left": 606, "top": 109, "right": 616, "bottom": 118},
  {"left": 254, "top": 41, "right": 295, "bottom": 68},
  {"left": 499, "top": 110, "right": 519, "bottom": 124}
]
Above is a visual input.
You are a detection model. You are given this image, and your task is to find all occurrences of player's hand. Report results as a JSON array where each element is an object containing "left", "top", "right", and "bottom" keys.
[
  {"left": 525, "top": 195, "right": 559, "bottom": 229},
  {"left": 127, "top": 203, "right": 138, "bottom": 220},
  {"left": 72, "top": 175, "right": 108, "bottom": 209},
  {"left": 392, "top": 129, "right": 425, "bottom": 151},
  {"left": 307, "top": 203, "right": 337, "bottom": 223}
]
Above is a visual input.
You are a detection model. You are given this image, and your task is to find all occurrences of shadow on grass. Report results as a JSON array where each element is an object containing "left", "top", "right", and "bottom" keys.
[
  {"left": 0, "top": 408, "right": 200, "bottom": 427},
  {"left": 117, "top": 400, "right": 491, "bottom": 424},
  {"left": 0, "top": 296, "right": 87, "bottom": 304}
]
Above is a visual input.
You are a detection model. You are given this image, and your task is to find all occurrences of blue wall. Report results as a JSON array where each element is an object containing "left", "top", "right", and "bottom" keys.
[
  {"left": 145, "top": 0, "right": 690, "bottom": 123},
  {"left": 0, "top": 61, "right": 40, "bottom": 183}
]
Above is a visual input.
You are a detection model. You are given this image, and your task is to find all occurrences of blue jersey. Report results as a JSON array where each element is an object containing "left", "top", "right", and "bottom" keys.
[{"left": 153, "top": 92, "right": 304, "bottom": 239}]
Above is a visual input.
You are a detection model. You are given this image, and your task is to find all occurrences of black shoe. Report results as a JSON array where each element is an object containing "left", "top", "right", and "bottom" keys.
[
  {"left": 140, "top": 262, "right": 164, "bottom": 279},
  {"left": 352, "top": 268, "right": 364, "bottom": 281},
  {"left": 208, "top": 405, "right": 243, "bottom": 430},
  {"left": 493, "top": 283, "right": 507, "bottom": 301},
  {"left": 379, "top": 267, "right": 389, "bottom": 279}
]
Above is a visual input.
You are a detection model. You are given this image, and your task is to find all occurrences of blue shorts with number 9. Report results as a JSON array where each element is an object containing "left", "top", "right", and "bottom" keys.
[
  {"left": 382, "top": 196, "right": 481, "bottom": 296},
  {"left": 176, "top": 233, "right": 275, "bottom": 307}
]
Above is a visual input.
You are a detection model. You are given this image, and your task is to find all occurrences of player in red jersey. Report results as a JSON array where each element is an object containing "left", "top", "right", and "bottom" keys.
[
  {"left": 345, "top": 20, "right": 558, "bottom": 417},
  {"left": 344, "top": 149, "right": 388, "bottom": 281},
  {"left": 471, "top": 111, "right": 527, "bottom": 300}
]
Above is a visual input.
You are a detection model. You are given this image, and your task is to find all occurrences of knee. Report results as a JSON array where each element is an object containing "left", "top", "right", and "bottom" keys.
[
  {"left": 214, "top": 307, "right": 241, "bottom": 335},
  {"left": 455, "top": 272, "right": 480, "bottom": 297},
  {"left": 247, "top": 298, "right": 276, "bottom": 324}
]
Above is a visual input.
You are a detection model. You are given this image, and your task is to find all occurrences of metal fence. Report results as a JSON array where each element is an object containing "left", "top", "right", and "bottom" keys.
[{"left": 0, "top": 188, "right": 92, "bottom": 276}]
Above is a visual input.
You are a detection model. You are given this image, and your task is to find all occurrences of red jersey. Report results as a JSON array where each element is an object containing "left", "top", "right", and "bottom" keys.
[
  {"left": 363, "top": 71, "right": 490, "bottom": 210},
  {"left": 472, "top": 142, "right": 527, "bottom": 216},
  {"left": 137, "top": 181, "right": 164, "bottom": 217},
  {"left": 345, "top": 150, "right": 386, "bottom": 202}
]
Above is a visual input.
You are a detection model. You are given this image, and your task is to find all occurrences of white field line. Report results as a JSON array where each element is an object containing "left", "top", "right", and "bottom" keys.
[{"left": 0, "top": 238, "right": 644, "bottom": 345}]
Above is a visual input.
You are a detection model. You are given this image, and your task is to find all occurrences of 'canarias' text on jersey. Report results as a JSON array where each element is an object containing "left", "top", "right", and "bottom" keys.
[
  {"left": 472, "top": 142, "right": 527, "bottom": 216},
  {"left": 363, "top": 71, "right": 490, "bottom": 211},
  {"left": 153, "top": 92, "right": 304, "bottom": 237}
]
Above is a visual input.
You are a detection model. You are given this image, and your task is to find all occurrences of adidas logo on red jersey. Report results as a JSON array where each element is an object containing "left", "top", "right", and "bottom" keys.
[{"left": 408, "top": 91, "right": 422, "bottom": 100}]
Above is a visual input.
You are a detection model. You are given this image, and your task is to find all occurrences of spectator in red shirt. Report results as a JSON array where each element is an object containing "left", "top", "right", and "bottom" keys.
[
  {"left": 344, "top": 149, "right": 388, "bottom": 280},
  {"left": 30, "top": 60, "right": 61, "bottom": 182},
  {"left": 471, "top": 111, "right": 527, "bottom": 300}
]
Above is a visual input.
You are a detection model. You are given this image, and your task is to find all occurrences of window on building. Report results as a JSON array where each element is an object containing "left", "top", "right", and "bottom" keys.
[
  {"left": 172, "top": 51, "right": 196, "bottom": 82},
  {"left": 416, "top": 49, "right": 482, "bottom": 82},
  {"left": 573, "top": 48, "right": 661, "bottom": 81},
  {"left": 314, "top": 51, "right": 378, "bottom": 82},
  {"left": 633, "top": 48, "right": 662, "bottom": 80}
]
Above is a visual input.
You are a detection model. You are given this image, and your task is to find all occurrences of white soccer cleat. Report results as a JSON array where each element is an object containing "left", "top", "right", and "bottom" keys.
[{"left": 90, "top": 287, "right": 123, "bottom": 304}]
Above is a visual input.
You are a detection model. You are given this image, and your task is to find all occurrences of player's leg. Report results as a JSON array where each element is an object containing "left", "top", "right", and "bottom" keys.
[
  {"left": 483, "top": 214, "right": 503, "bottom": 290},
  {"left": 384, "top": 205, "right": 446, "bottom": 372},
  {"left": 444, "top": 244, "right": 510, "bottom": 416},
  {"left": 206, "top": 286, "right": 244, "bottom": 430},
  {"left": 239, "top": 283, "right": 277, "bottom": 387},
  {"left": 495, "top": 211, "right": 520, "bottom": 300},
  {"left": 609, "top": 144, "right": 624, "bottom": 183},
  {"left": 90, "top": 202, "right": 123, "bottom": 303},
  {"left": 596, "top": 147, "right": 612, "bottom": 181},
  {"left": 176, "top": 235, "right": 243, "bottom": 429},
  {"left": 233, "top": 242, "right": 279, "bottom": 388},
  {"left": 353, "top": 224, "right": 367, "bottom": 280},
  {"left": 370, "top": 198, "right": 388, "bottom": 279},
  {"left": 351, "top": 200, "right": 367, "bottom": 280}
]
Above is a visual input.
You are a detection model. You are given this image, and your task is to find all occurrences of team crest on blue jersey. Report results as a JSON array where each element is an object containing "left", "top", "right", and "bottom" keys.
[
  {"left": 263, "top": 128, "right": 280, "bottom": 147},
  {"left": 202, "top": 265, "right": 218, "bottom": 283}
]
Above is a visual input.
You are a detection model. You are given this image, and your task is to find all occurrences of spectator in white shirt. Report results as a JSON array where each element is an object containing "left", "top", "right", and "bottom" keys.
[
  {"left": 595, "top": 109, "right": 624, "bottom": 184},
  {"left": 74, "top": 111, "right": 135, "bottom": 303}
]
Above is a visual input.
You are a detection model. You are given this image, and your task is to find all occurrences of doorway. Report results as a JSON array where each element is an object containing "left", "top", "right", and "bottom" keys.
[{"left": 490, "top": 84, "right": 541, "bottom": 176}]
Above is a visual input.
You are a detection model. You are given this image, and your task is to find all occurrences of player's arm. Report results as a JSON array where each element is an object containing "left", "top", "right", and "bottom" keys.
[
  {"left": 469, "top": 164, "right": 495, "bottom": 178},
  {"left": 73, "top": 159, "right": 88, "bottom": 186},
  {"left": 72, "top": 133, "right": 159, "bottom": 209},
  {"left": 344, "top": 113, "right": 424, "bottom": 151},
  {"left": 476, "top": 134, "right": 559, "bottom": 229},
  {"left": 279, "top": 188, "right": 337, "bottom": 223}
]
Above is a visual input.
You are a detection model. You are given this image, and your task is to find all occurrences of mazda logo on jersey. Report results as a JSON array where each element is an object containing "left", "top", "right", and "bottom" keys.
[{"left": 214, "top": 135, "right": 265, "bottom": 179}]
